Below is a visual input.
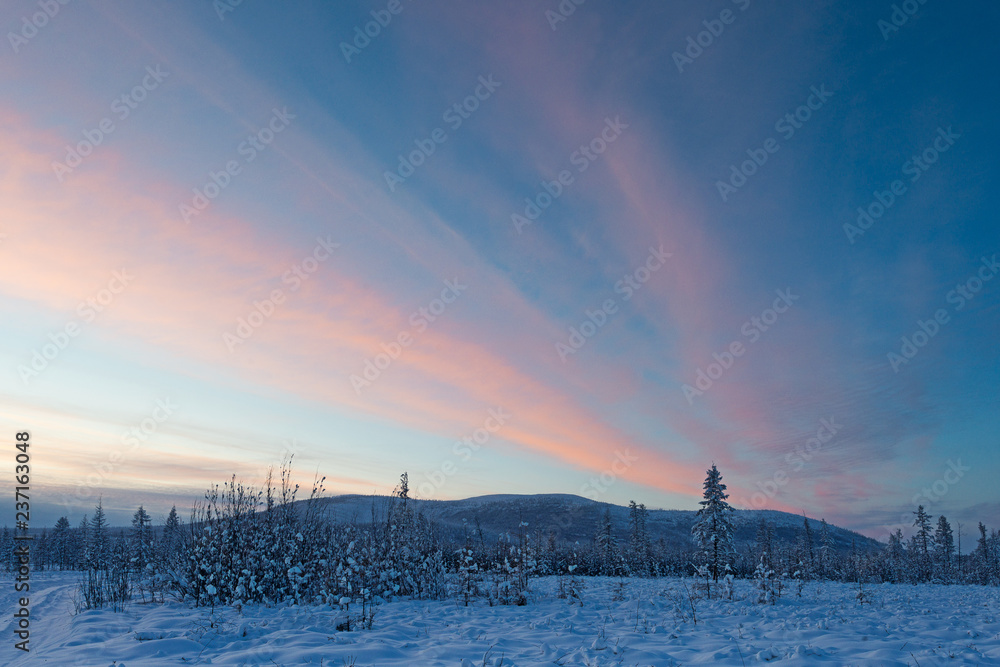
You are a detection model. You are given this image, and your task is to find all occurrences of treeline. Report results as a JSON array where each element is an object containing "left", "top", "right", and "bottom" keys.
[{"left": 4, "top": 466, "right": 999, "bottom": 618}]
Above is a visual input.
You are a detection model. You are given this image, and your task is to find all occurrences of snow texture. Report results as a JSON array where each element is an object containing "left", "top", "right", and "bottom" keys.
[{"left": 4, "top": 571, "right": 999, "bottom": 665}]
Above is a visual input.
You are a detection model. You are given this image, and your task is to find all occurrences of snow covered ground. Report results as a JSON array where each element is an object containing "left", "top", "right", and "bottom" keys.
[{"left": 3, "top": 572, "right": 999, "bottom": 665}]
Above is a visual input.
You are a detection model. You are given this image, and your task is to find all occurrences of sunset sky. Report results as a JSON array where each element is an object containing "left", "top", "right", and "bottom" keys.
[{"left": 2, "top": 0, "right": 997, "bottom": 537}]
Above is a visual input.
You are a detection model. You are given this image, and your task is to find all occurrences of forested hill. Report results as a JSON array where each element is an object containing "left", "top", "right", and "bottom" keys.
[{"left": 306, "top": 493, "right": 881, "bottom": 553}]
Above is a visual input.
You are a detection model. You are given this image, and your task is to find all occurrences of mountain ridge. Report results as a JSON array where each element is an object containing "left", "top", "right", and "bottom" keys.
[{"left": 307, "top": 492, "right": 881, "bottom": 553}]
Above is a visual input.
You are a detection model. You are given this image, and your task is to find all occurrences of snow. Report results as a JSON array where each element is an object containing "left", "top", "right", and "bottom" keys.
[{"left": 4, "top": 572, "right": 1000, "bottom": 665}]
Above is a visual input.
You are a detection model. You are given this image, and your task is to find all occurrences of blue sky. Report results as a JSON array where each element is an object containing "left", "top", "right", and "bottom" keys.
[{"left": 1, "top": 0, "right": 997, "bottom": 538}]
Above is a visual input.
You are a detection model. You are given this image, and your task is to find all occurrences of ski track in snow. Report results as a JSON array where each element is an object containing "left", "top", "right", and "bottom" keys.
[{"left": 2, "top": 573, "right": 999, "bottom": 665}]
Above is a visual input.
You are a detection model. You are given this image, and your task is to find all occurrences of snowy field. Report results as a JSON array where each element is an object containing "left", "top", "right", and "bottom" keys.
[{"left": 3, "top": 572, "right": 1000, "bottom": 666}]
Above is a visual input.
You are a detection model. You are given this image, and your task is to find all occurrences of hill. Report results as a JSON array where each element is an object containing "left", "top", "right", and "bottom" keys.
[{"left": 306, "top": 493, "right": 881, "bottom": 553}]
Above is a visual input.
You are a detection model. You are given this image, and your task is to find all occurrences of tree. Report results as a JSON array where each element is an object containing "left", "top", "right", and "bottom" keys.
[
  {"left": 977, "top": 522, "right": 990, "bottom": 583},
  {"left": 755, "top": 518, "right": 774, "bottom": 572},
  {"left": 818, "top": 518, "right": 832, "bottom": 579},
  {"left": 933, "top": 515, "right": 954, "bottom": 577},
  {"left": 162, "top": 505, "right": 183, "bottom": 565},
  {"left": 35, "top": 529, "right": 50, "bottom": 571},
  {"left": 912, "top": 505, "right": 933, "bottom": 581},
  {"left": 691, "top": 463, "right": 734, "bottom": 582},
  {"left": 627, "top": 500, "right": 650, "bottom": 575},
  {"left": 595, "top": 508, "right": 616, "bottom": 575},
  {"left": 131, "top": 506, "right": 153, "bottom": 571},
  {"left": 77, "top": 515, "right": 89, "bottom": 569},
  {"left": 886, "top": 528, "right": 907, "bottom": 583},
  {"left": 956, "top": 522, "right": 964, "bottom": 580},
  {"left": 88, "top": 501, "right": 110, "bottom": 570},
  {"left": 396, "top": 472, "right": 409, "bottom": 501},
  {"left": 52, "top": 517, "right": 72, "bottom": 570},
  {"left": 799, "top": 515, "right": 815, "bottom": 576}
]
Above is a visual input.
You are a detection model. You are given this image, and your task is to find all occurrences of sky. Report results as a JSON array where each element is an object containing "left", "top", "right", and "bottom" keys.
[{"left": 1, "top": 0, "right": 997, "bottom": 539}]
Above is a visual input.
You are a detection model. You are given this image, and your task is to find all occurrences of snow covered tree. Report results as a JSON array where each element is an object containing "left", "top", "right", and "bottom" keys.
[
  {"left": 88, "top": 500, "right": 110, "bottom": 570},
  {"left": 627, "top": 500, "right": 650, "bottom": 575},
  {"left": 818, "top": 518, "right": 832, "bottom": 579},
  {"left": 52, "top": 517, "right": 72, "bottom": 570},
  {"left": 885, "top": 528, "right": 907, "bottom": 583},
  {"left": 977, "top": 523, "right": 999, "bottom": 584},
  {"left": 754, "top": 518, "right": 774, "bottom": 572},
  {"left": 161, "top": 505, "right": 184, "bottom": 566},
  {"left": 933, "top": 515, "right": 954, "bottom": 578},
  {"left": 595, "top": 508, "right": 617, "bottom": 575},
  {"left": 911, "top": 505, "right": 933, "bottom": 581},
  {"left": 76, "top": 515, "right": 89, "bottom": 569},
  {"left": 131, "top": 505, "right": 153, "bottom": 572},
  {"left": 798, "top": 516, "right": 815, "bottom": 577},
  {"left": 35, "top": 529, "right": 50, "bottom": 571},
  {"left": 691, "top": 463, "right": 734, "bottom": 583}
]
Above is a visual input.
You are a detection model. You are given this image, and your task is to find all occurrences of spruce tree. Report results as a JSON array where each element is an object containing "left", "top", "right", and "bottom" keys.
[
  {"left": 933, "top": 515, "right": 954, "bottom": 577},
  {"left": 912, "top": 505, "right": 933, "bottom": 581},
  {"left": 818, "top": 518, "right": 832, "bottom": 579},
  {"left": 52, "top": 517, "right": 71, "bottom": 570},
  {"left": 162, "top": 505, "right": 183, "bottom": 565},
  {"left": 89, "top": 501, "right": 110, "bottom": 570},
  {"left": 692, "top": 463, "right": 734, "bottom": 582},
  {"left": 627, "top": 501, "right": 650, "bottom": 575},
  {"left": 800, "top": 515, "right": 815, "bottom": 576},
  {"left": 755, "top": 518, "right": 773, "bottom": 571},
  {"left": 595, "top": 508, "right": 616, "bottom": 575},
  {"left": 887, "top": 529, "right": 906, "bottom": 583},
  {"left": 77, "top": 515, "right": 89, "bottom": 569},
  {"left": 131, "top": 506, "right": 153, "bottom": 571}
]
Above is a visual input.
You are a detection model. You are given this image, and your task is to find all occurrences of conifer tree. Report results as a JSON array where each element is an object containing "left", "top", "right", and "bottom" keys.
[
  {"left": 933, "top": 515, "right": 954, "bottom": 577},
  {"left": 627, "top": 500, "right": 650, "bottom": 575},
  {"left": 692, "top": 463, "right": 734, "bottom": 582},
  {"left": 77, "top": 515, "right": 89, "bottom": 569},
  {"left": 912, "top": 505, "right": 933, "bottom": 581},
  {"left": 89, "top": 501, "right": 110, "bottom": 570},
  {"left": 818, "top": 518, "right": 832, "bottom": 579},
  {"left": 131, "top": 505, "right": 153, "bottom": 571},
  {"left": 52, "top": 517, "right": 72, "bottom": 570},
  {"left": 595, "top": 508, "right": 616, "bottom": 575},
  {"left": 800, "top": 515, "right": 815, "bottom": 576},
  {"left": 162, "top": 505, "right": 183, "bottom": 565}
]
